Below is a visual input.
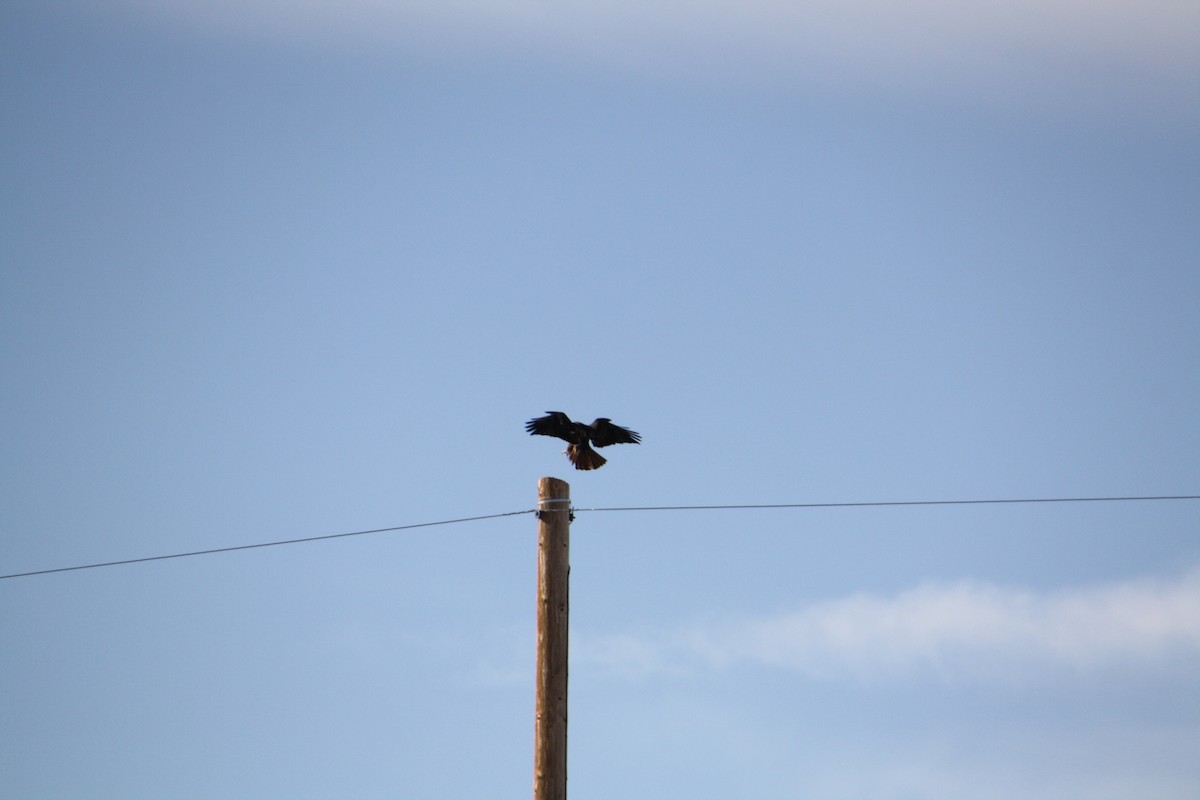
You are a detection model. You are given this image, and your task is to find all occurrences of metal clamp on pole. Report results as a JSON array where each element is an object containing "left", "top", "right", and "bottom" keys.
[{"left": 536, "top": 496, "right": 572, "bottom": 520}]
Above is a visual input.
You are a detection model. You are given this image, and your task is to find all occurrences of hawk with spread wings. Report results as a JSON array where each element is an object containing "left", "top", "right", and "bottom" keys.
[{"left": 525, "top": 411, "right": 641, "bottom": 470}]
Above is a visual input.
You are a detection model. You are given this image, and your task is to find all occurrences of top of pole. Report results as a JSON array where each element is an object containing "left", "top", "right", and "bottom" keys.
[{"left": 538, "top": 477, "right": 571, "bottom": 509}]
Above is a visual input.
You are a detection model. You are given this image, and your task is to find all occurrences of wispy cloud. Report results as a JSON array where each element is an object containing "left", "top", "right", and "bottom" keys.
[
  {"left": 576, "top": 569, "right": 1200, "bottom": 683},
  {"left": 115, "top": 0, "right": 1199, "bottom": 103}
]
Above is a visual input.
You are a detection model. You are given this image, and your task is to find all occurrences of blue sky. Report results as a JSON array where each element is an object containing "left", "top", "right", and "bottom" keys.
[{"left": 2, "top": 1, "right": 1199, "bottom": 798}]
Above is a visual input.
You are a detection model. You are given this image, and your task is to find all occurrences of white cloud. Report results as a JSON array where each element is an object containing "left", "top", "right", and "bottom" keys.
[
  {"left": 114, "top": 0, "right": 1200, "bottom": 102},
  {"left": 577, "top": 569, "right": 1200, "bottom": 683}
]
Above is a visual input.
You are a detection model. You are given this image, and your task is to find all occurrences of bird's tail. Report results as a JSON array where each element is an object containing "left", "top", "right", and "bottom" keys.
[{"left": 568, "top": 442, "right": 607, "bottom": 470}]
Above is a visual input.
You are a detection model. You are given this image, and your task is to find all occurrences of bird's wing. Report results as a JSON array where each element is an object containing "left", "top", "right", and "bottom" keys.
[
  {"left": 525, "top": 411, "right": 576, "bottom": 441},
  {"left": 588, "top": 418, "right": 641, "bottom": 447}
]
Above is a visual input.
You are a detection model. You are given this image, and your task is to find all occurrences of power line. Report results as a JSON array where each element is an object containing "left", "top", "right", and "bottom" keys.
[
  {"left": 574, "top": 494, "right": 1200, "bottom": 513},
  {"left": 2, "top": 494, "right": 1196, "bottom": 582},
  {"left": 0, "top": 510, "right": 535, "bottom": 581}
]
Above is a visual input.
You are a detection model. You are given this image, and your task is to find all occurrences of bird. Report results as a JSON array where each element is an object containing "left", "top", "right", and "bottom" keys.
[{"left": 525, "top": 411, "right": 641, "bottom": 470}]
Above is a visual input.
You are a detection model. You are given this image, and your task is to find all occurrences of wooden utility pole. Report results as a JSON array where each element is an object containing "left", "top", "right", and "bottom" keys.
[{"left": 534, "top": 477, "right": 570, "bottom": 800}]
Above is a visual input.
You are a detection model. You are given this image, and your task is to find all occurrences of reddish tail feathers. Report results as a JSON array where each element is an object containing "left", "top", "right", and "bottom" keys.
[{"left": 567, "top": 442, "right": 607, "bottom": 470}]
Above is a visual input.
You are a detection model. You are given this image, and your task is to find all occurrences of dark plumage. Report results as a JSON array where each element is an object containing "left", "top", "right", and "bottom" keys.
[{"left": 525, "top": 411, "right": 641, "bottom": 470}]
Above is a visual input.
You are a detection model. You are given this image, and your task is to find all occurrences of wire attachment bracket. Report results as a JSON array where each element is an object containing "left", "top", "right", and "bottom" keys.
[{"left": 536, "top": 497, "right": 574, "bottom": 521}]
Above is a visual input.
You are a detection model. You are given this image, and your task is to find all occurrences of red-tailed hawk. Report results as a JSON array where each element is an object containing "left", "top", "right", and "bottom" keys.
[{"left": 526, "top": 411, "right": 641, "bottom": 470}]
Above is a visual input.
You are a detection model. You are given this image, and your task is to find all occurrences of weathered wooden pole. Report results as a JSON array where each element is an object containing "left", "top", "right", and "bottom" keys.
[{"left": 534, "top": 477, "right": 570, "bottom": 800}]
